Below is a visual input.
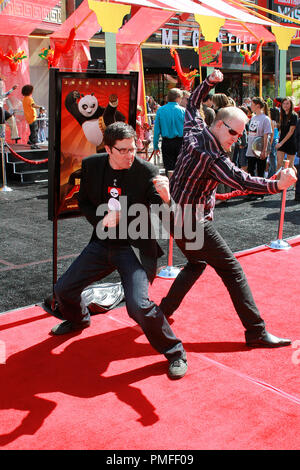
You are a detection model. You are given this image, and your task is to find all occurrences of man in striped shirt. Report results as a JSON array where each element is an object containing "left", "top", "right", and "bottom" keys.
[{"left": 155, "top": 69, "right": 297, "bottom": 349}]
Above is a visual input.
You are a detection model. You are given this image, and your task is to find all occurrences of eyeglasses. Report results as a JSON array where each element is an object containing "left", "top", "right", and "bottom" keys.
[
  {"left": 222, "top": 121, "right": 243, "bottom": 138},
  {"left": 112, "top": 146, "right": 136, "bottom": 155}
]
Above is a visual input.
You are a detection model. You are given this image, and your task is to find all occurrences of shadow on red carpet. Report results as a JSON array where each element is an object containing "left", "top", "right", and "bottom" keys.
[{"left": 0, "top": 236, "right": 299, "bottom": 450}]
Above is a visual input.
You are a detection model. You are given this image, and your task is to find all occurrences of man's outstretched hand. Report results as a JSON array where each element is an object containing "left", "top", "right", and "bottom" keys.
[
  {"left": 209, "top": 69, "right": 223, "bottom": 83},
  {"left": 277, "top": 167, "right": 297, "bottom": 190}
]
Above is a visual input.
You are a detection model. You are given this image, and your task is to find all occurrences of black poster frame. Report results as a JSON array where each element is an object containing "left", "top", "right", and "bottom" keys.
[{"left": 47, "top": 68, "right": 139, "bottom": 290}]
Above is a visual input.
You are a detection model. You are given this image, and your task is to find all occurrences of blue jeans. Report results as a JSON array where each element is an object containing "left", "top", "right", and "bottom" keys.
[
  {"left": 54, "top": 239, "right": 186, "bottom": 361},
  {"left": 160, "top": 220, "right": 266, "bottom": 342},
  {"left": 268, "top": 138, "right": 278, "bottom": 178}
]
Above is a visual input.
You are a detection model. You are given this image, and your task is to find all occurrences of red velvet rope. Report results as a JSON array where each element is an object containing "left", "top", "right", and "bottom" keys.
[
  {"left": 216, "top": 171, "right": 279, "bottom": 200},
  {"left": 216, "top": 189, "right": 251, "bottom": 200},
  {"left": 6, "top": 144, "right": 48, "bottom": 165}
]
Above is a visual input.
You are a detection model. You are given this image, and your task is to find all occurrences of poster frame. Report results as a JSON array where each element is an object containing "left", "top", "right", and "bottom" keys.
[{"left": 47, "top": 68, "right": 139, "bottom": 221}]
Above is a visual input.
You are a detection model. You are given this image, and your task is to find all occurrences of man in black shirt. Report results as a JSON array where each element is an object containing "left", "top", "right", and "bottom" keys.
[{"left": 50, "top": 122, "right": 187, "bottom": 380}]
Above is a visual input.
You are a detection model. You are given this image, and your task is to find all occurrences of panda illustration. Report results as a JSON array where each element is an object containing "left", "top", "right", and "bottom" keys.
[{"left": 65, "top": 90, "right": 126, "bottom": 150}]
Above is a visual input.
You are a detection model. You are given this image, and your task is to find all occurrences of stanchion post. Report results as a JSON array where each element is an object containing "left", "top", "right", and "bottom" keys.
[
  {"left": 0, "top": 126, "right": 12, "bottom": 192},
  {"left": 53, "top": 216, "right": 58, "bottom": 290},
  {"left": 157, "top": 170, "right": 181, "bottom": 279},
  {"left": 268, "top": 160, "right": 291, "bottom": 250}
]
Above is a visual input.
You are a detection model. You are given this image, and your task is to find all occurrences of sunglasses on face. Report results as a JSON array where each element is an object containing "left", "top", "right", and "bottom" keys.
[{"left": 222, "top": 121, "right": 243, "bottom": 139}]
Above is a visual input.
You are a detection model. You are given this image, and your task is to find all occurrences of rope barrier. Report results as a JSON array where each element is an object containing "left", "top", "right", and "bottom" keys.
[
  {"left": 215, "top": 169, "right": 280, "bottom": 200},
  {"left": 6, "top": 143, "right": 48, "bottom": 165}
]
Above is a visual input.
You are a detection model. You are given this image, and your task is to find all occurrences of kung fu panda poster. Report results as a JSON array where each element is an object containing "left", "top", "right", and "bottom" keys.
[{"left": 48, "top": 69, "right": 138, "bottom": 220}]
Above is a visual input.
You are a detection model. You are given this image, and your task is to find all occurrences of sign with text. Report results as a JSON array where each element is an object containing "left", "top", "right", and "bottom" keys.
[
  {"left": 269, "top": 0, "right": 300, "bottom": 39},
  {"left": 198, "top": 41, "right": 222, "bottom": 67}
]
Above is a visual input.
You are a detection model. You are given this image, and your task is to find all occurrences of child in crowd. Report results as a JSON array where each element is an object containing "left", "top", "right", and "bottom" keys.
[
  {"left": 38, "top": 108, "right": 47, "bottom": 143},
  {"left": 21, "top": 84, "right": 44, "bottom": 149}
]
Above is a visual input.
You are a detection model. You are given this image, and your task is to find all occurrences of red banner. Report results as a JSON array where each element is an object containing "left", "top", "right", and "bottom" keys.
[{"left": 198, "top": 41, "right": 222, "bottom": 67}]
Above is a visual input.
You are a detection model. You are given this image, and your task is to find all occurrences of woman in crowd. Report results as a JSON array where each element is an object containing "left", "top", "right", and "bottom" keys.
[
  {"left": 246, "top": 97, "right": 272, "bottom": 178},
  {"left": 276, "top": 97, "right": 298, "bottom": 170},
  {"left": 212, "top": 93, "right": 231, "bottom": 113}
]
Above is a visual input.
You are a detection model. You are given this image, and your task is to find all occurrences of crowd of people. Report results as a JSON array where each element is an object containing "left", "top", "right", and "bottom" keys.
[
  {"left": 0, "top": 78, "right": 47, "bottom": 149},
  {"left": 143, "top": 84, "right": 300, "bottom": 202}
]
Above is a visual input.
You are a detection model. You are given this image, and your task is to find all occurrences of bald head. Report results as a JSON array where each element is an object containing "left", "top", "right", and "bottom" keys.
[{"left": 209, "top": 107, "right": 248, "bottom": 152}]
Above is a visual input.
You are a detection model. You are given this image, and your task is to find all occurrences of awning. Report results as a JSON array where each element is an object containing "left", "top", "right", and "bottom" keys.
[
  {"left": 111, "top": 0, "right": 277, "bottom": 25},
  {"left": 223, "top": 21, "right": 276, "bottom": 44},
  {"left": 50, "top": 0, "right": 100, "bottom": 40},
  {"left": 194, "top": 0, "right": 275, "bottom": 26},
  {"left": 116, "top": 7, "right": 173, "bottom": 44}
]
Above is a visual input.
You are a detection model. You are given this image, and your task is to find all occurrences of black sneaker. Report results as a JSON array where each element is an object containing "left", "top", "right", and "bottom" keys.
[
  {"left": 31, "top": 144, "right": 41, "bottom": 149},
  {"left": 168, "top": 358, "right": 188, "bottom": 379},
  {"left": 50, "top": 319, "right": 90, "bottom": 335}
]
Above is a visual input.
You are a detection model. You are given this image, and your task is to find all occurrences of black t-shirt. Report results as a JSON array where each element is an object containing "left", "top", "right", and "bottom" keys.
[
  {"left": 280, "top": 112, "right": 297, "bottom": 141},
  {"left": 100, "top": 164, "right": 129, "bottom": 244}
]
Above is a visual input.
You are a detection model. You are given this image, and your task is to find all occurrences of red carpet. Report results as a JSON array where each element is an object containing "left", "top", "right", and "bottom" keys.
[{"left": 0, "top": 236, "right": 300, "bottom": 450}]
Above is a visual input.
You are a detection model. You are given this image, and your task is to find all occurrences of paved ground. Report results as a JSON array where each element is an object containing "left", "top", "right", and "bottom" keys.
[{"left": 0, "top": 177, "right": 299, "bottom": 314}]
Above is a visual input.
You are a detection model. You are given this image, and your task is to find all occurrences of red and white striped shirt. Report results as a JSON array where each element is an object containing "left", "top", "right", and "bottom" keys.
[{"left": 170, "top": 77, "right": 279, "bottom": 221}]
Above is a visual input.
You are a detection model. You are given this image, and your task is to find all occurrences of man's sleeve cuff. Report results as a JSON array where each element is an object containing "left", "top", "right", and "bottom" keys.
[{"left": 267, "top": 180, "right": 280, "bottom": 194}]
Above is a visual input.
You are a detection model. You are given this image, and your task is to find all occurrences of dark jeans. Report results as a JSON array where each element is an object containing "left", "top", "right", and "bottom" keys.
[
  {"left": 268, "top": 138, "right": 278, "bottom": 178},
  {"left": 159, "top": 220, "right": 266, "bottom": 342},
  {"left": 0, "top": 107, "right": 11, "bottom": 124},
  {"left": 247, "top": 156, "right": 266, "bottom": 177},
  {"left": 54, "top": 239, "right": 186, "bottom": 362},
  {"left": 161, "top": 137, "right": 183, "bottom": 173},
  {"left": 28, "top": 120, "right": 39, "bottom": 144},
  {"left": 0, "top": 106, "right": 4, "bottom": 125}
]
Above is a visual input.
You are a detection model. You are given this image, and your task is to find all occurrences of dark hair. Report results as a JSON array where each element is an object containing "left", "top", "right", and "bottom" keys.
[
  {"left": 280, "top": 97, "right": 294, "bottom": 125},
  {"left": 203, "top": 93, "right": 213, "bottom": 103},
  {"left": 270, "top": 107, "right": 280, "bottom": 123},
  {"left": 212, "top": 93, "right": 230, "bottom": 111},
  {"left": 21, "top": 84, "right": 34, "bottom": 96},
  {"left": 251, "top": 96, "right": 264, "bottom": 107},
  {"left": 239, "top": 105, "right": 249, "bottom": 116},
  {"left": 252, "top": 96, "right": 269, "bottom": 117},
  {"left": 103, "top": 122, "right": 136, "bottom": 147}
]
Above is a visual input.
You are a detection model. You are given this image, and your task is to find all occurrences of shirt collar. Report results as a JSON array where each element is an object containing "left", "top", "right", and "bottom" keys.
[{"left": 205, "top": 127, "right": 228, "bottom": 157}]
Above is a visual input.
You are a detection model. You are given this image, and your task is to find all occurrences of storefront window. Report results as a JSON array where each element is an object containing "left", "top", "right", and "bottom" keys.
[
  {"left": 145, "top": 73, "right": 178, "bottom": 106},
  {"left": 242, "top": 74, "right": 258, "bottom": 101},
  {"left": 242, "top": 73, "right": 275, "bottom": 100}
]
